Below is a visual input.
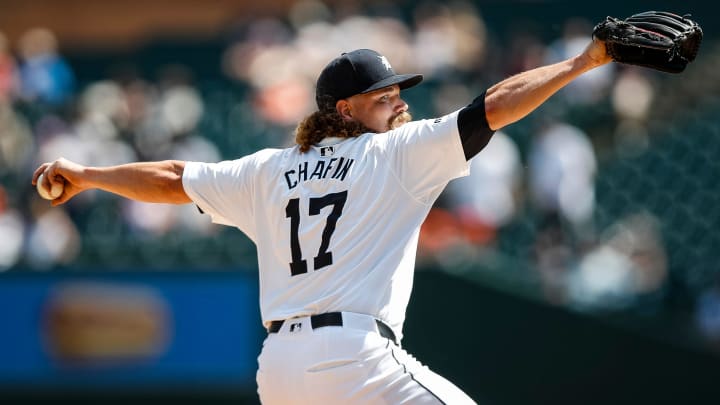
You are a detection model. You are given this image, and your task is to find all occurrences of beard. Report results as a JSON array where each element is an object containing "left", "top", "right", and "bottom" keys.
[{"left": 388, "top": 111, "right": 412, "bottom": 130}]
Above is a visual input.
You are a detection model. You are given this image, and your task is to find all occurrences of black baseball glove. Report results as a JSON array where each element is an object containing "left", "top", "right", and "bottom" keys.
[{"left": 593, "top": 11, "right": 702, "bottom": 73}]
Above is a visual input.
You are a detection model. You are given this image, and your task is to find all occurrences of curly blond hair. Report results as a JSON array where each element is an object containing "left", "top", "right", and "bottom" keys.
[{"left": 294, "top": 110, "right": 373, "bottom": 153}]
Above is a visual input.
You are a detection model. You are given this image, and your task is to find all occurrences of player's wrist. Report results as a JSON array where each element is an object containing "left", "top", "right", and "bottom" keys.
[
  {"left": 577, "top": 44, "right": 610, "bottom": 71},
  {"left": 78, "top": 165, "right": 102, "bottom": 190}
]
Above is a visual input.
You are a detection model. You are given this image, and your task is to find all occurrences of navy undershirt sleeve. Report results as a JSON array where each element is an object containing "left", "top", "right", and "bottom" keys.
[{"left": 457, "top": 91, "right": 496, "bottom": 160}]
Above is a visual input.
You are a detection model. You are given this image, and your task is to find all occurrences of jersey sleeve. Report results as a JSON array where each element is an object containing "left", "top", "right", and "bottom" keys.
[
  {"left": 380, "top": 110, "right": 469, "bottom": 204},
  {"left": 182, "top": 155, "right": 260, "bottom": 241}
]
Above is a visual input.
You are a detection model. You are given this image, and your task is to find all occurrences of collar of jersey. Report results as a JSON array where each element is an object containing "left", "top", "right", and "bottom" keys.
[{"left": 315, "top": 137, "right": 346, "bottom": 147}]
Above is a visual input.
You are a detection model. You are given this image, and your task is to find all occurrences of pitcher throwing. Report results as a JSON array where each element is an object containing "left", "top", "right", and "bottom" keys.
[{"left": 34, "top": 34, "right": 615, "bottom": 403}]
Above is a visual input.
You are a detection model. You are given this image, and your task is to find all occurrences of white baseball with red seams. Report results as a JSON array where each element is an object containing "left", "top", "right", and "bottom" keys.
[{"left": 36, "top": 173, "right": 64, "bottom": 200}]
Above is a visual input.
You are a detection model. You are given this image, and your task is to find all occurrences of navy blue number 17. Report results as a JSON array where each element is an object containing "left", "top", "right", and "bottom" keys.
[{"left": 285, "top": 191, "right": 347, "bottom": 276}]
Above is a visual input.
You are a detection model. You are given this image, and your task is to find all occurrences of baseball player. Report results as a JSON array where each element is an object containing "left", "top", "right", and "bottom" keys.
[{"left": 33, "top": 38, "right": 611, "bottom": 403}]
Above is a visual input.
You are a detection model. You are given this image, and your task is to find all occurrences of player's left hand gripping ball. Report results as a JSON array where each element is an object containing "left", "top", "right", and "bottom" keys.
[{"left": 37, "top": 173, "right": 65, "bottom": 200}]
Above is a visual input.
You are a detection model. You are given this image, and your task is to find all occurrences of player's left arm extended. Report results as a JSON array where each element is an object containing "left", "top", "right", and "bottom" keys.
[
  {"left": 32, "top": 158, "right": 191, "bottom": 206},
  {"left": 484, "top": 37, "right": 611, "bottom": 130}
]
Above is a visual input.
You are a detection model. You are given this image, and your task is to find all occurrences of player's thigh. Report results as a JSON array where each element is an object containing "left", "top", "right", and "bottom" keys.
[
  {"left": 300, "top": 329, "right": 392, "bottom": 403},
  {"left": 379, "top": 344, "right": 477, "bottom": 405},
  {"left": 301, "top": 330, "right": 475, "bottom": 405},
  {"left": 257, "top": 328, "right": 475, "bottom": 405},
  {"left": 257, "top": 328, "right": 377, "bottom": 404}
]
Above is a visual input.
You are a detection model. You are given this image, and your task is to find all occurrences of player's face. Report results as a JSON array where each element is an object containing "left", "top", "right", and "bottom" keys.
[{"left": 346, "top": 85, "right": 410, "bottom": 132}]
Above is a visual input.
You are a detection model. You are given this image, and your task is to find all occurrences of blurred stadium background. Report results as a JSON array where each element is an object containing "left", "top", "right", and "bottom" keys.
[{"left": 1, "top": 0, "right": 719, "bottom": 404}]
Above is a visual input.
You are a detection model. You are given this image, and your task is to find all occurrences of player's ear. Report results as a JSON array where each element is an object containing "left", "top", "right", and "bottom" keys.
[{"left": 336, "top": 100, "right": 353, "bottom": 121}]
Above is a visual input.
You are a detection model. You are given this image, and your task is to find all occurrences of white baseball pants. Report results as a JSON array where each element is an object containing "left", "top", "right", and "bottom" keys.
[{"left": 256, "top": 312, "right": 476, "bottom": 404}]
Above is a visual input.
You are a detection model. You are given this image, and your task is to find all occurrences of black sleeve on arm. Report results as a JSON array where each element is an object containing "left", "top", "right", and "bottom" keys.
[{"left": 457, "top": 90, "right": 496, "bottom": 160}]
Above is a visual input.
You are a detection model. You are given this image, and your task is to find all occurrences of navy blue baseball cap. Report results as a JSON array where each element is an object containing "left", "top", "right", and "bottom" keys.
[{"left": 315, "top": 49, "right": 423, "bottom": 111}]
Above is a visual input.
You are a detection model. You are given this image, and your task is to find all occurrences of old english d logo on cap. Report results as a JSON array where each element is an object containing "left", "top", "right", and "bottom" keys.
[
  {"left": 378, "top": 55, "right": 392, "bottom": 70},
  {"left": 315, "top": 49, "right": 423, "bottom": 110}
]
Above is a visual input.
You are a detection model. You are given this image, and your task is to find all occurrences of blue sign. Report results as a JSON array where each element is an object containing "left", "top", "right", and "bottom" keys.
[{"left": 0, "top": 271, "right": 263, "bottom": 391}]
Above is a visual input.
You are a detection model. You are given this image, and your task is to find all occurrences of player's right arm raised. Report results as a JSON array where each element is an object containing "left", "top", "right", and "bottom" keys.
[
  {"left": 31, "top": 158, "right": 191, "bottom": 206},
  {"left": 484, "top": 37, "right": 611, "bottom": 130}
]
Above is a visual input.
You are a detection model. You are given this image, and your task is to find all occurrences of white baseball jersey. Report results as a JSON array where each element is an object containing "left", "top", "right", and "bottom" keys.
[{"left": 182, "top": 110, "right": 468, "bottom": 340}]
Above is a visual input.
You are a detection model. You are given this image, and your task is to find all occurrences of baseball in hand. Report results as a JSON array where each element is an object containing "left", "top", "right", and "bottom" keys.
[{"left": 37, "top": 173, "right": 64, "bottom": 200}]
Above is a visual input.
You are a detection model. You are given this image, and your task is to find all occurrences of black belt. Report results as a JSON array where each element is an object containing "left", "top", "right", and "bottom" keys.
[{"left": 268, "top": 312, "right": 398, "bottom": 345}]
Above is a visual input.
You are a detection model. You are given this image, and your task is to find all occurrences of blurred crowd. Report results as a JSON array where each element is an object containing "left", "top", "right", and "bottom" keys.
[{"left": 1, "top": 0, "right": 719, "bottom": 339}]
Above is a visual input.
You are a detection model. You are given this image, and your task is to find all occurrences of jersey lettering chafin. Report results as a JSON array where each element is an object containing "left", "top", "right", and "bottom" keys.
[{"left": 284, "top": 157, "right": 354, "bottom": 190}]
